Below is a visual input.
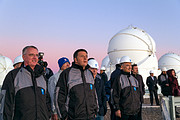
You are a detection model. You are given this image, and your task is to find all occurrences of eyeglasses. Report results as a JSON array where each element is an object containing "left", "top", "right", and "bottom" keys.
[{"left": 25, "top": 54, "right": 39, "bottom": 57}]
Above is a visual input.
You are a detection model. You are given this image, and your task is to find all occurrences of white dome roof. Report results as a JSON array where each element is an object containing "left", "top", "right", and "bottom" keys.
[
  {"left": 108, "top": 26, "right": 156, "bottom": 65},
  {"left": 0, "top": 56, "right": 14, "bottom": 86},
  {"left": 158, "top": 53, "right": 180, "bottom": 69},
  {"left": 101, "top": 56, "right": 110, "bottom": 68}
]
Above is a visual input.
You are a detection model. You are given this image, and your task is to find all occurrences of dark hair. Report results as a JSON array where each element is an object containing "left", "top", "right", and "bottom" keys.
[
  {"left": 88, "top": 58, "right": 94, "bottom": 61},
  {"left": 73, "top": 49, "right": 88, "bottom": 60},
  {"left": 116, "top": 64, "right": 121, "bottom": 68},
  {"left": 132, "top": 64, "right": 137, "bottom": 70},
  {"left": 22, "top": 46, "right": 38, "bottom": 55}
]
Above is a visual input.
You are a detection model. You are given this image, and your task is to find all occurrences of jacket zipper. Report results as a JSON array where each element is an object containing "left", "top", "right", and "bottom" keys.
[
  {"left": 81, "top": 70, "right": 89, "bottom": 119},
  {"left": 31, "top": 72, "right": 38, "bottom": 119}
]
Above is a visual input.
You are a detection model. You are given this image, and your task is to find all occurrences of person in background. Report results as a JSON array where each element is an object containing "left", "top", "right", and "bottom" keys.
[
  {"left": 158, "top": 67, "right": 171, "bottom": 96},
  {"left": 167, "top": 69, "right": 180, "bottom": 118},
  {"left": 146, "top": 70, "right": 160, "bottom": 106},
  {"left": 131, "top": 64, "right": 145, "bottom": 120},
  {"left": 88, "top": 59, "right": 107, "bottom": 120},
  {"left": 112, "top": 56, "right": 140, "bottom": 120},
  {"left": 167, "top": 69, "right": 180, "bottom": 96},
  {"left": 100, "top": 66, "right": 108, "bottom": 85},
  {"left": 13, "top": 55, "right": 23, "bottom": 69},
  {"left": 55, "top": 49, "right": 98, "bottom": 120},
  {"left": 38, "top": 52, "right": 54, "bottom": 80},
  {"left": 49, "top": 57, "right": 70, "bottom": 120},
  {"left": 107, "top": 58, "right": 121, "bottom": 120},
  {"left": 0, "top": 45, "right": 51, "bottom": 120}
]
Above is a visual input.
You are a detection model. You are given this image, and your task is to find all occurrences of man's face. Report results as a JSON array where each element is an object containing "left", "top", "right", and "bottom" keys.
[
  {"left": 162, "top": 71, "right": 166, "bottom": 74},
  {"left": 100, "top": 70, "right": 104, "bottom": 74},
  {"left": 121, "top": 62, "right": 132, "bottom": 73},
  {"left": 150, "top": 73, "right": 154, "bottom": 76},
  {"left": 132, "top": 66, "right": 138, "bottom": 74},
  {"left": 14, "top": 62, "right": 22, "bottom": 69},
  {"left": 74, "top": 51, "right": 88, "bottom": 68},
  {"left": 89, "top": 68, "right": 98, "bottom": 78},
  {"left": 61, "top": 62, "right": 70, "bottom": 71},
  {"left": 23, "top": 47, "right": 39, "bottom": 70}
]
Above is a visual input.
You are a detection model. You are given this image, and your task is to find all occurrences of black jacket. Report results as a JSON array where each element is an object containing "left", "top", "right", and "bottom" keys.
[
  {"left": 95, "top": 75, "right": 107, "bottom": 116},
  {"left": 100, "top": 72, "right": 108, "bottom": 85},
  {"left": 158, "top": 73, "right": 172, "bottom": 96},
  {"left": 146, "top": 76, "right": 158, "bottom": 91},
  {"left": 55, "top": 62, "right": 98, "bottom": 120},
  {"left": 0, "top": 64, "right": 51, "bottom": 120},
  {"left": 112, "top": 70, "right": 140, "bottom": 115},
  {"left": 132, "top": 73, "right": 145, "bottom": 103},
  {"left": 105, "top": 66, "right": 121, "bottom": 102}
]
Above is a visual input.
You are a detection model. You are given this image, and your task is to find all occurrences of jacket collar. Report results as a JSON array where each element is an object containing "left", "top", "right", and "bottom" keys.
[
  {"left": 72, "top": 62, "right": 90, "bottom": 71},
  {"left": 21, "top": 62, "right": 44, "bottom": 78},
  {"left": 121, "top": 70, "right": 131, "bottom": 77}
]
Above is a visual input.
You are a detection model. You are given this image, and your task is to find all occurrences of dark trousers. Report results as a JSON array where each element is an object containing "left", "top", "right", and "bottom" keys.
[
  {"left": 118, "top": 113, "right": 138, "bottom": 120},
  {"left": 137, "top": 103, "right": 142, "bottom": 120},
  {"left": 109, "top": 102, "right": 119, "bottom": 120},
  {"left": 149, "top": 89, "right": 159, "bottom": 105}
]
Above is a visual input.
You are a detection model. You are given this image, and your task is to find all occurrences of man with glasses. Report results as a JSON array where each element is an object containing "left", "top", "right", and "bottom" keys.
[{"left": 0, "top": 45, "right": 51, "bottom": 120}]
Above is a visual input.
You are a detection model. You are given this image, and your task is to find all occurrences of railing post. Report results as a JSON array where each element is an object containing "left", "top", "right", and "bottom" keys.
[{"left": 169, "top": 96, "right": 176, "bottom": 120}]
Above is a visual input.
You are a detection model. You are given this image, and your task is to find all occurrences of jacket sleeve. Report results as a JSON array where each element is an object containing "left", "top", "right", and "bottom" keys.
[
  {"left": 111, "top": 76, "right": 121, "bottom": 111},
  {"left": 146, "top": 77, "right": 149, "bottom": 87},
  {"left": 158, "top": 75, "right": 162, "bottom": 86},
  {"left": 102, "top": 82, "right": 107, "bottom": 115},
  {"left": 48, "top": 75, "right": 56, "bottom": 113},
  {"left": 0, "top": 71, "right": 15, "bottom": 120},
  {"left": 56, "top": 71, "right": 68, "bottom": 120},
  {"left": 46, "top": 88, "right": 52, "bottom": 118},
  {"left": 105, "top": 80, "right": 111, "bottom": 101},
  {"left": 140, "top": 75, "right": 145, "bottom": 95}
]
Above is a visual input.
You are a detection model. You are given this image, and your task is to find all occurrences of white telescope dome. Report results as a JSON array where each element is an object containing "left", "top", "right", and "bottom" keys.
[
  {"left": 158, "top": 53, "right": 180, "bottom": 76},
  {"left": 106, "top": 26, "right": 159, "bottom": 90},
  {"left": 158, "top": 53, "right": 180, "bottom": 69},
  {"left": 108, "top": 26, "right": 156, "bottom": 65},
  {"left": 100, "top": 56, "right": 111, "bottom": 79},
  {"left": 101, "top": 56, "right": 110, "bottom": 68},
  {"left": 0, "top": 56, "right": 14, "bottom": 86}
]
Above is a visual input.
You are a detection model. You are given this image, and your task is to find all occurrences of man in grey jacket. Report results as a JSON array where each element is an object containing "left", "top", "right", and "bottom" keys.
[
  {"left": 0, "top": 45, "right": 51, "bottom": 120},
  {"left": 55, "top": 49, "right": 98, "bottom": 120},
  {"left": 48, "top": 57, "right": 70, "bottom": 120},
  {"left": 112, "top": 56, "right": 140, "bottom": 120}
]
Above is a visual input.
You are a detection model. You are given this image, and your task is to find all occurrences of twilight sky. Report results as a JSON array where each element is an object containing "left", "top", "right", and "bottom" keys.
[{"left": 0, "top": 0, "right": 180, "bottom": 73}]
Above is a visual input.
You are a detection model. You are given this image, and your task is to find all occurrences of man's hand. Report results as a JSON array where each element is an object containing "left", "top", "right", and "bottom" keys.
[
  {"left": 51, "top": 114, "right": 58, "bottom": 120},
  {"left": 115, "top": 110, "right": 121, "bottom": 118},
  {"left": 166, "top": 84, "right": 169, "bottom": 86}
]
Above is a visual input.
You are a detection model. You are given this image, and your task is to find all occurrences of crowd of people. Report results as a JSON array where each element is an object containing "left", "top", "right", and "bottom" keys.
[{"left": 0, "top": 45, "right": 180, "bottom": 120}]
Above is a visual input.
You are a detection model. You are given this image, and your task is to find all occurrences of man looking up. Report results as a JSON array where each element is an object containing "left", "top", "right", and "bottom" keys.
[{"left": 55, "top": 49, "right": 98, "bottom": 120}]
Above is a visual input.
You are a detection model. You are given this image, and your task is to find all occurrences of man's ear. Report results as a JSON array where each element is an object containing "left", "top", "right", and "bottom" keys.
[
  {"left": 74, "top": 57, "right": 77, "bottom": 63},
  {"left": 120, "top": 64, "right": 123, "bottom": 69},
  {"left": 22, "top": 54, "right": 25, "bottom": 60}
]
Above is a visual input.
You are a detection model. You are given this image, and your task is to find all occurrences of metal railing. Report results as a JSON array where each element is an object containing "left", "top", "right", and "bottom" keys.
[{"left": 161, "top": 96, "right": 180, "bottom": 120}]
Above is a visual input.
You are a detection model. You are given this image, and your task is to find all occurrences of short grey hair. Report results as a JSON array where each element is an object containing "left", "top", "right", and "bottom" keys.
[{"left": 22, "top": 46, "right": 38, "bottom": 55}]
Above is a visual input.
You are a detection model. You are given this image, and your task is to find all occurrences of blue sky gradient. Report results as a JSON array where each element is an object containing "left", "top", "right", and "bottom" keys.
[{"left": 0, "top": 0, "right": 180, "bottom": 72}]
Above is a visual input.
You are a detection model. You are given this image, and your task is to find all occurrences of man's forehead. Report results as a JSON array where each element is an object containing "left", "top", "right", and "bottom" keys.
[
  {"left": 123, "top": 62, "right": 131, "bottom": 65},
  {"left": 78, "top": 51, "right": 87, "bottom": 55},
  {"left": 26, "top": 47, "right": 38, "bottom": 53}
]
